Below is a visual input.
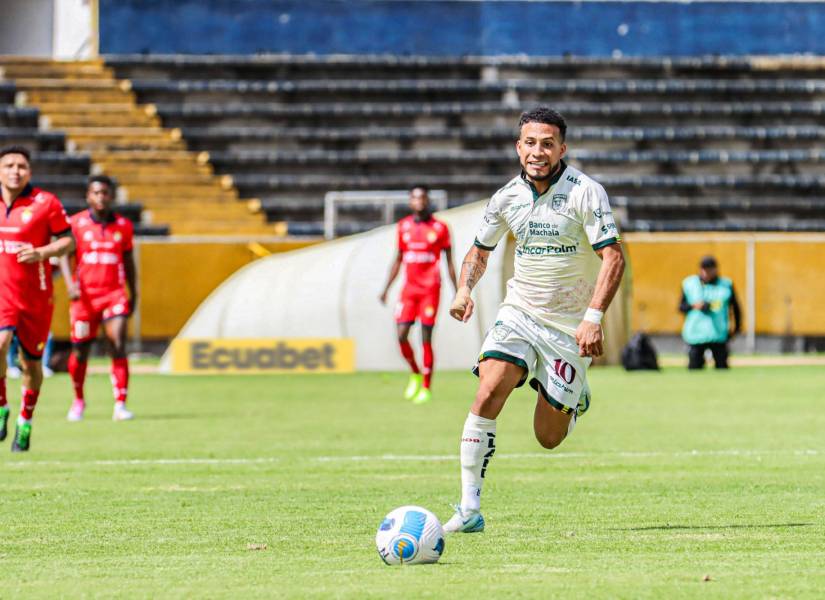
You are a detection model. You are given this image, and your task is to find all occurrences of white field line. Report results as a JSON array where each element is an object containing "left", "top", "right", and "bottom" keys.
[{"left": 2, "top": 449, "right": 821, "bottom": 469}]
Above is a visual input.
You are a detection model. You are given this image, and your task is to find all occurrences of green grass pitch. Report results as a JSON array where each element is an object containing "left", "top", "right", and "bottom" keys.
[{"left": 2, "top": 366, "right": 824, "bottom": 598}]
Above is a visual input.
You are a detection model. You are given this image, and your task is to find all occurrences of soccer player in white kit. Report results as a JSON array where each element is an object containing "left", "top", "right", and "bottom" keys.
[{"left": 444, "top": 107, "right": 626, "bottom": 533}]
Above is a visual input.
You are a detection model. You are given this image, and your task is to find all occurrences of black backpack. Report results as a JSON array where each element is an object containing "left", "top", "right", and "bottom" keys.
[{"left": 621, "top": 332, "right": 660, "bottom": 371}]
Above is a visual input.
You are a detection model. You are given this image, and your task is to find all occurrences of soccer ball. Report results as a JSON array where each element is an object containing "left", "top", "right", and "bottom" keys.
[{"left": 375, "top": 505, "right": 445, "bottom": 565}]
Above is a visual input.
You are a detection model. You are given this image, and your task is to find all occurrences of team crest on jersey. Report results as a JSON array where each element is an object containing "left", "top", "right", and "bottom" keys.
[
  {"left": 551, "top": 194, "right": 568, "bottom": 212},
  {"left": 114, "top": 231, "right": 122, "bottom": 242},
  {"left": 427, "top": 231, "right": 437, "bottom": 243},
  {"left": 21, "top": 209, "right": 33, "bottom": 223},
  {"left": 83, "top": 230, "right": 94, "bottom": 241},
  {"left": 402, "top": 232, "right": 411, "bottom": 243}
]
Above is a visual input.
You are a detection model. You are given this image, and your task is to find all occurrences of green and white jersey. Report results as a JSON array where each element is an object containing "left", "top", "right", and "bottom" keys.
[{"left": 474, "top": 161, "right": 620, "bottom": 337}]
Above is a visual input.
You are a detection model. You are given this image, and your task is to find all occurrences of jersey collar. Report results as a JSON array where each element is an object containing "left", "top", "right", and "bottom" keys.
[
  {"left": 2, "top": 183, "right": 33, "bottom": 217},
  {"left": 519, "top": 161, "right": 567, "bottom": 201},
  {"left": 89, "top": 209, "right": 116, "bottom": 224},
  {"left": 413, "top": 212, "right": 433, "bottom": 223}
]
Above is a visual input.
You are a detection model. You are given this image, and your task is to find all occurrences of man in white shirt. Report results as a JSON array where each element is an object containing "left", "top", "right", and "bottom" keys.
[{"left": 444, "top": 107, "right": 626, "bottom": 533}]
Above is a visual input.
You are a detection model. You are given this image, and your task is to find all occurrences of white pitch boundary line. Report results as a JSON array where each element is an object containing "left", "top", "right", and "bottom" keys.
[
  {"left": 314, "top": 449, "right": 822, "bottom": 462},
  {"left": 2, "top": 449, "right": 820, "bottom": 468}
]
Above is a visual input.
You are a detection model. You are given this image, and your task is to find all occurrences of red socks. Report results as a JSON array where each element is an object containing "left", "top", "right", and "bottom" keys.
[
  {"left": 399, "top": 340, "right": 434, "bottom": 388},
  {"left": 111, "top": 357, "right": 129, "bottom": 403},
  {"left": 71, "top": 355, "right": 131, "bottom": 404},
  {"left": 398, "top": 341, "right": 420, "bottom": 374},
  {"left": 422, "top": 342, "right": 434, "bottom": 389},
  {"left": 20, "top": 387, "right": 39, "bottom": 420},
  {"left": 0, "top": 377, "right": 6, "bottom": 408},
  {"left": 68, "top": 354, "right": 87, "bottom": 402}
]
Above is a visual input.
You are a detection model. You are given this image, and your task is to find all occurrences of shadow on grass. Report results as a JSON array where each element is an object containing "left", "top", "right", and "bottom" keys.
[{"left": 614, "top": 523, "right": 813, "bottom": 531}]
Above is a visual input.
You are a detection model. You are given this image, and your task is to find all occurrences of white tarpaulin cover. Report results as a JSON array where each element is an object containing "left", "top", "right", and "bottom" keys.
[{"left": 160, "top": 201, "right": 507, "bottom": 372}]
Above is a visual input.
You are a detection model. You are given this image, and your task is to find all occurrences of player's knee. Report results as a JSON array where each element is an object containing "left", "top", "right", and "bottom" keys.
[
  {"left": 73, "top": 342, "right": 91, "bottom": 361},
  {"left": 473, "top": 384, "right": 500, "bottom": 413},
  {"left": 535, "top": 429, "right": 566, "bottom": 450},
  {"left": 111, "top": 340, "right": 127, "bottom": 357},
  {"left": 22, "top": 362, "right": 43, "bottom": 386}
]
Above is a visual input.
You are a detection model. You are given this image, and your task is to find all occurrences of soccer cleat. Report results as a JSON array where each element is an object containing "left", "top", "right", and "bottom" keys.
[
  {"left": 443, "top": 506, "right": 485, "bottom": 534},
  {"left": 412, "top": 387, "right": 432, "bottom": 405},
  {"left": 11, "top": 420, "right": 31, "bottom": 452},
  {"left": 67, "top": 400, "right": 86, "bottom": 422},
  {"left": 42, "top": 366, "right": 54, "bottom": 378},
  {"left": 403, "top": 373, "right": 423, "bottom": 401},
  {"left": 0, "top": 406, "right": 9, "bottom": 441},
  {"left": 112, "top": 402, "right": 134, "bottom": 421},
  {"left": 6, "top": 366, "right": 21, "bottom": 379}
]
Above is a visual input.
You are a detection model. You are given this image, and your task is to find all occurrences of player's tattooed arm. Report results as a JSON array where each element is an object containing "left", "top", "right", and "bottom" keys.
[
  {"left": 460, "top": 246, "right": 489, "bottom": 291},
  {"left": 450, "top": 246, "right": 490, "bottom": 322}
]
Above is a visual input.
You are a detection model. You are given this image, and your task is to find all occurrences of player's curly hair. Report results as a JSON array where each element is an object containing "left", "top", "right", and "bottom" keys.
[
  {"left": 88, "top": 174, "right": 116, "bottom": 191},
  {"left": 518, "top": 107, "right": 567, "bottom": 141},
  {"left": 0, "top": 145, "right": 31, "bottom": 162}
]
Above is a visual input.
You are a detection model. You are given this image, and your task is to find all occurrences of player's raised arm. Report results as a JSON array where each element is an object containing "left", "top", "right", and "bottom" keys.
[
  {"left": 575, "top": 243, "right": 625, "bottom": 357},
  {"left": 449, "top": 245, "right": 490, "bottom": 322}
]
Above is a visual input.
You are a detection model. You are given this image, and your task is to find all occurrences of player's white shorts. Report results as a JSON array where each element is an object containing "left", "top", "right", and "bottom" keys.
[{"left": 473, "top": 305, "right": 591, "bottom": 417}]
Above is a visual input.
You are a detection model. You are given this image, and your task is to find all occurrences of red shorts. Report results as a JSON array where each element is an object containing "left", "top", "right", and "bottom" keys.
[
  {"left": 394, "top": 286, "right": 440, "bottom": 327},
  {"left": 0, "top": 299, "right": 53, "bottom": 359},
  {"left": 70, "top": 289, "right": 131, "bottom": 343}
]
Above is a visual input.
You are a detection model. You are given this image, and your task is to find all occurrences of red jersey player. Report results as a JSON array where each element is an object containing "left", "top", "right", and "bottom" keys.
[
  {"left": 0, "top": 145, "right": 74, "bottom": 451},
  {"left": 380, "top": 186, "right": 456, "bottom": 404},
  {"left": 63, "top": 175, "right": 138, "bottom": 422}
]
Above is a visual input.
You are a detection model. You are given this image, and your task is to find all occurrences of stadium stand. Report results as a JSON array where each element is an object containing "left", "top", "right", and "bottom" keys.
[
  {"left": 1, "top": 57, "right": 280, "bottom": 236},
  {"left": 99, "top": 54, "right": 825, "bottom": 236}
]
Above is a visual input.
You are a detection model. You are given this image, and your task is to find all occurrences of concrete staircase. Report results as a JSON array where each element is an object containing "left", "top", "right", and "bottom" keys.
[{"left": 1, "top": 57, "right": 283, "bottom": 236}]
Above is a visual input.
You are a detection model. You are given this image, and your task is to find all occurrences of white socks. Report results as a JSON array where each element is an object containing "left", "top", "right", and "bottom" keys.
[{"left": 459, "top": 411, "right": 497, "bottom": 512}]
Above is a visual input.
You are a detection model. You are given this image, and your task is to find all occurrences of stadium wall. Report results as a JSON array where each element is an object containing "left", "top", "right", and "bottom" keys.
[
  {"left": 100, "top": 0, "right": 825, "bottom": 56},
  {"left": 625, "top": 233, "right": 825, "bottom": 340}
]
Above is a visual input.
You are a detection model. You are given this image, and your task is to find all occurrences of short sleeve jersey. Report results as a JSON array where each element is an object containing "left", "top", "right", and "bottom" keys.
[
  {"left": 474, "top": 162, "right": 621, "bottom": 337},
  {"left": 397, "top": 215, "right": 451, "bottom": 293},
  {"left": 71, "top": 209, "right": 134, "bottom": 299},
  {"left": 0, "top": 185, "right": 71, "bottom": 305}
]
